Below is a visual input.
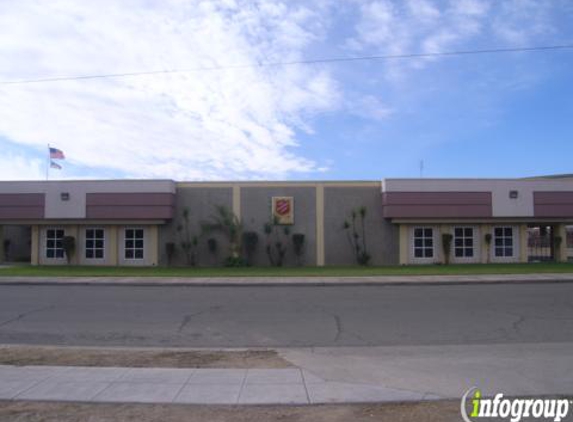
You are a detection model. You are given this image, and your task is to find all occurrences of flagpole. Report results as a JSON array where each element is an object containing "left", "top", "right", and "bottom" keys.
[{"left": 46, "top": 144, "right": 50, "bottom": 181}]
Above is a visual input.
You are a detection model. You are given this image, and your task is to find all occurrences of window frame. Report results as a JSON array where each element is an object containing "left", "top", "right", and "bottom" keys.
[
  {"left": 412, "top": 227, "right": 434, "bottom": 260},
  {"left": 85, "top": 227, "right": 105, "bottom": 260},
  {"left": 45, "top": 227, "right": 65, "bottom": 260},
  {"left": 453, "top": 226, "right": 475, "bottom": 259},
  {"left": 494, "top": 226, "right": 514, "bottom": 258},
  {"left": 124, "top": 228, "right": 145, "bottom": 261}
]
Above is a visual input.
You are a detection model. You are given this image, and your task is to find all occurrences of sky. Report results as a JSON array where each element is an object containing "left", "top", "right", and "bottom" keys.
[{"left": 0, "top": 0, "right": 572, "bottom": 181}]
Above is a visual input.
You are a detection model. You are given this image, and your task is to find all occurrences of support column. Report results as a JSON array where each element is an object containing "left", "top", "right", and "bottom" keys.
[
  {"left": 519, "top": 224, "right": 528, "bottom": 263},
  {"left": 480, "top": 224, "right": 492, "bottom": 264},
  {"left": 66, "top": 225, "right": 79, "bottom": 265},
  {"left": 315, "top": 184, "right": 325, "bottom": 267},
  {"left": 149, "top": 225, "right": 159, "bottom": 266},
  {"left": 31, "top": 225, "right": 39, "bottom": 266},
  {"left": 399, "top": 225, "right": 409, "bottom": 265},
  {"left": 0, "top": 226, "right": 4, "bottom": 264},
  {"left": 232, "top": 185, "right": 241, "bottom": 221},
  {"left": 109, "top": 226, "right": 118, "bottom": 266},
  {"left": 438, "top": 224, "right": 452, "bottom": 264},
  {"left": 555, "top": 224, "right": 568, "bottom": 263}
]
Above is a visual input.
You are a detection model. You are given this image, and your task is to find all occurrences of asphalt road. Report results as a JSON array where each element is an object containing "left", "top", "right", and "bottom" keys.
[{"left": 0, "top": 283, "right": 572, "bottom": 347}]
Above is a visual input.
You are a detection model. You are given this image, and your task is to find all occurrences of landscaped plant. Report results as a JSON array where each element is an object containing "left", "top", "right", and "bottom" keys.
[
  {"left": 242, "top": 231, "right": 259, "bottom": 266},
  {"left": 554, "top": 235, "right": 563, "bottom": 262},
  {"left": 442, "top": 233, "right": 453, "bottom": 265},
  {"left": 343, "top": 206, "right": 371, "bottom": 266},
  {"left": 484, "top": 233, "right": 492, "bottom": 263},
  {"left": 264, "top": 218, "right": 290, "bottom": 267},
  {"left": 177, "top": 207, "right": 199, "bottom": 266},
  {"left": 292, "top": 233, "right": 305, "bottom": 266},
  {"left": 62, "top": 235, "right": 75, "bottom": 264},
  {"left": 207, "top": 237, "right": 218, "bottom": 265},
  {"left": 207, "top": 238, "right": 218, "bottom": 254},
  {"left": 3, "top": 239, "right": 10, "bottom": 261},
  {"left": 201, "top": 205, "right": 243, "bottom": 264},
  {"left": 165, "top": 242, "right": 176, "bottom": 266}
]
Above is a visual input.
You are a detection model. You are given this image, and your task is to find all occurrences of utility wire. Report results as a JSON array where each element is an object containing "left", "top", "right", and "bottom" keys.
[{"left": 1, "top": 44, "right": 572, "bottom": 85}]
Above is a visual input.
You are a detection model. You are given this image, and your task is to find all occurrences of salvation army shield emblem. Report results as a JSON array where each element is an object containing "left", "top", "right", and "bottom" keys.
[{"left": 272, "top": 196, "right": 294, "bottom": 225}]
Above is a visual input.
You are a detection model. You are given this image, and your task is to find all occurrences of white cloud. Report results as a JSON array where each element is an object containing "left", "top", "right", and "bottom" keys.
[
  {"left": 0, "top": 154, "right": 44, "bottom": 180},
  {"left": 346, "top": 0, "right": 492, "bottom": 75},
  {"left": 491, "top": 0, "right": 554, "bottom": 45},
  {"left": 348, "top": 95, "right": 393, "bottom": 121},
  {"left": 0, "top": 0, "right": 339, "bottom": 180}
]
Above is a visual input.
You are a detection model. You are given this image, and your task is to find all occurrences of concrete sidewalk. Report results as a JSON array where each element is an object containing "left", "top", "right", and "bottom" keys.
[
  {"left": 2, "top": 343, "right": 572, "bottom": 405},
  {"left": 1, "top": 273, "right": 573, "bottom": 286},
  {"left": 0, "top": 366, "right": 430, "bottom": 405}
]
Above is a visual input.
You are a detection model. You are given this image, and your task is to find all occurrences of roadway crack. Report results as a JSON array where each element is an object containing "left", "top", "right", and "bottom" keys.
[
  {"left": 320, "top": 309, "right": 374, "bottom": 346},
  {"left": 177, "top": 306, "right": 221, "bottom": 333},
  {"left": 0, "top": 305, "right": 54, "bottom": 328},
  {"left": 333, "top": 314, "right": 342, "bottom": 343},
  {"left": 177, "top": 311, "right": 204, "bottom": 333},
  {"left": 511, "top": 314, "right": 526, "bottom": 334}
]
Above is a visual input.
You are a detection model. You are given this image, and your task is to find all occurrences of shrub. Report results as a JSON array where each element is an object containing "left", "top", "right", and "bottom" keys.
[
  {"left": 165, "top": 242, "right": 176, "bottom": 265},
  {"left": 343, "top": 206, "right": 371, "bottom": 266},
  {"left": 201, "top": 205, "right": 243, "bottom": 262},
  {"left": 224, "top": 256, "right": 248, "bottom": 267},
  {"left": 484, "top": 233, "right": 492, "bottom": 263},
  {"left": 62, "top": 236, "right": 75, "bottom": 264},
  {"left": 442, "top": 233, "right": 453, "bottom": 265},
  {"left": 207, "top": 238, "right": 218, "bottom": 254},
  {"left": 292, "top": 233, "right": 305, "bottom": 266},
  {"left": 242, "top": 231, "right": 259, "bottom": 266},
  {"left": 264, "top": 218, "right": 290, "bottom": 267},
  {"left": 554, "top": 235, "right": 563, "bottom": 262},
  {"left": 177, "top": 207, "right": 199, "bottom": 266},
  {"left": 3, "top": 239, "right": 10, "bottom": 260}
]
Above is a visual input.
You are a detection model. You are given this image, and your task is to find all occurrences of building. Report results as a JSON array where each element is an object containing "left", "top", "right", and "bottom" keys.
[{"left": 0, "top": 177, "right": 572, "bottom": 266}]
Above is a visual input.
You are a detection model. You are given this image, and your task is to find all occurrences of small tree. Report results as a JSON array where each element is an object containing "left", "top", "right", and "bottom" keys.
[
  {"left": 484, "top": 233, "right": 492, "bottom": 263},
  {"left": 165, "top": 242, "right": 176, "bottom": 266},
  {"left": 177, "top": 207, "right": 199, "bottom": 266},
  {"left": 292, "top": 233, "right": 305, "bottom": 266},
  {"left": 207, "top": 238, "right": 218, "bottom": 266},
  {"left": 442, "top": 233, "right": 453, "bottom": 265},
  {"left": 343, "top": 206, "right": 371, "bottom": 266},
  {"left": 3, "top": 239, "right": 10, "bottom": 261},
  {"left": 201, "top": 205, "right": 243, "bottom": 264},
  {"left": 62, "top": 235, "right": 75, "bottom": 264},
  {"left": 553, "top": 235, "right": 563, "bottom": 262},
  {"left": 264, "top": 218, "right": 290, "bottom": 267},
  {"left": 243, "top": 231, "right": 259, "bottom": 266}
]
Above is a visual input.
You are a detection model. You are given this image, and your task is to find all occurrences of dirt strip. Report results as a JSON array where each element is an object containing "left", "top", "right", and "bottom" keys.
[
  {"left": 0, "top": 346, "right": 291, "bottom": 368},
  {"left": 0, "top": 401, "right": 465, "bottom": 422}
]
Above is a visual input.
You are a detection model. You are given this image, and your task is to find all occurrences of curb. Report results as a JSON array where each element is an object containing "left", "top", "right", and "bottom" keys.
[{"left": 1, "top": 276, "right": 573, "bottom": 287}]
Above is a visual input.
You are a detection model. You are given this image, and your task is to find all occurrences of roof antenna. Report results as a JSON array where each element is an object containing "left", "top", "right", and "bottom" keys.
[{"left": 419, "top": 160, "right": 424, "bottom": 178}]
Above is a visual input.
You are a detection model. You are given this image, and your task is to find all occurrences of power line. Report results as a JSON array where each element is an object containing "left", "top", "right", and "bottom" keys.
[{"left": 1, "top": 44, "right": 572, "bottom": 85}]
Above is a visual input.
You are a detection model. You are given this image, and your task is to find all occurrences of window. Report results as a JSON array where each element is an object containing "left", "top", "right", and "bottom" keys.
[
  {"left": 494, "top": 227, "right": 514, "bottom": 257},
  {"left": 45, "top": 228, "right": 64, "bottom": 259},
  {"left": 454, "top": 227, "right": 474, "bottom": 258},
  {"left": 85, "top": 228, "right": 105, "bottom": 259},
  {"left": 413, "top": 227, "right": 434, "bottom": 258},
  {"left": 125, "top": 228, "right": 144, "bottom": 260}
]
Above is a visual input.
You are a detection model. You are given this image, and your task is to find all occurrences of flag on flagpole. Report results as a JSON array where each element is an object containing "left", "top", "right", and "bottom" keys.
[
  {"left": 50, "top": 161, "right": 62, "bottom": 170},
  {"left": 49, "top": 147, "right": 65, "bottom": 159}
]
